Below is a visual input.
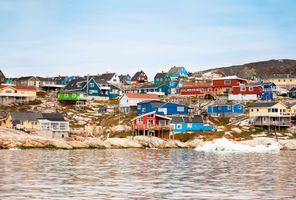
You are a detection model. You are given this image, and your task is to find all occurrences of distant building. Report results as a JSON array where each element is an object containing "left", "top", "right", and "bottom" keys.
[
  {"left": 171, "top": 116, "right": 214, "bottom": 133},
  {"left": 229, "top": 84, "right": 263, "bottom": 101},
  {"left": 94, "top": 73, "right": 120, "bottom": 85},
  {"left": 131, "top": 70, "right": 148, "bottom": 83},
  {"left": 207, "top": 103, "right": 245, "bottom": 117},
  {"left": 137, "top": 100, "right": 191, "bottom": 116},
  {"left": 119, "top": 74, "right": 132, "bottom": 85},
  {"left": 289, "top": 87, "right": 296, "bottom": 99},
  {"left": 212, "top": 75, "right": 247, "bottom": 95},
  {"left": 0, "top": 70, "right": 6, "bottom": 83},
  {"left": 264, "top": 74, "right": 296, "bottom": 89},
  {"left": 167, "top": 66, "right": 188, "bottom": 79},
  {"left": 154, "top": 72, "right": 171, "bottom": 85},
  {"left": 119, "top": 93, "right": 160, "bottom": 113},
  {"left": 4, "top": 112, "right": 70, "bottom": 139}
]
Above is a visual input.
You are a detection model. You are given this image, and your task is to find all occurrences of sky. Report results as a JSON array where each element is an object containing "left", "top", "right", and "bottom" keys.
[{"left": 0, "top": 0, "right": 295, "bottom": 79}]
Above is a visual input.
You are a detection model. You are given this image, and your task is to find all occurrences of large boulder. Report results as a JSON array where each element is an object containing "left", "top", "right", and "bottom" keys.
[
  {"left": 231, "top": 128, "right": 242, "bottom": 134},
  {"left": 133, "top": 136, "right": 167, "bottom": 148},
  {"left": 279, "top": 140, "right": 296, "bottom": 150},
  {"left": 106, "top": 138, "right": 143, "bottom": 148},
  {"left": 186, "top": 139, "right": 204, "bottom": 148}
]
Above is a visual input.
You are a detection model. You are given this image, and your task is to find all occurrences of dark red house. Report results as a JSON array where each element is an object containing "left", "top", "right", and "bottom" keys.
[
  {"left": 179, "top": 84, "right": 214, "bottom": 95},
  {"left": 212, "top": 75, "right": 247, "bottom": 94},
  {"left": 131, "top": 70, "right": 148, "bottom": 83},
  {"left": 232, "top": 84, "right": 263, "bottom": 95},
  {"left": 132, "top": 111, "right": 172, "bottom": 139}
]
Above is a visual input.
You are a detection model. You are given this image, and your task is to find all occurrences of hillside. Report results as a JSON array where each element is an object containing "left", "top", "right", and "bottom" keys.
[{"left": 200, "top": 59, "right": 296, "bottom": 79}]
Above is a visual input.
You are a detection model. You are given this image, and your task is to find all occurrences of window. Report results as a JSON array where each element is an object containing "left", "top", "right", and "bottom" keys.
[
  {"left": 159, "top": 120, "right": 167, "bottom": 127},
  {"left": 208, "top": 88, "right": 212, "bottom": 92},
  {"left": 224, "top": 80, "right": 231, "bottom": 85},
  {"left": 137, "top": 117, "right": 143, "bottom": 124},
  {"left": 148, "top": 120, "right": 154, "bottom": 126},
  {"left": 177, "top": 124, "right": 182, "bottom": 129},
  {"left": 249, "top": 87, "right": 253, "bottom": 91},
  {"left": 268, "top": 108, "right": 271, "bottom": 112},
  {"left": 187, "top": 123, "right": 192, "bottom": 128},
  {"left": 241, "top": 87, "right": 246, "bottom": 91},
  {"left": 142, "top": 108, "right": 146, "bottom": 112},
  {"left": 147, "top": 114, "right": 154, "bottom": 118},
  {"left": 90, "top": 83, "right": 94, "bottom": 87},
  {"left": 278, "top": 79, "right": 281, "bottom": 82},
  {"left": 251, "top": 109, "right": 253, "bottom": 112},
  {"left": 227, "top": 106, "right": 232, "bottom": 110},
  {"left": 72, "top": 94, "right": 76, "bottom": 97},
  {"left": 64, "top": 94, "right": 68, "bottom": 97},
  {"left": 257, "top": 109, "right": 259, "bottom": 112},
  {"left": 177, "top": 106, "right": 184, "bottom": 112}
]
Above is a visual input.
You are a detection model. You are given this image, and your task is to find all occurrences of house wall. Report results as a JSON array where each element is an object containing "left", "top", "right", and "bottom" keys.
[
  {"left": 228, "top": 94, "right": 259, "bottom": 101},
  {"left": 172, "top": 122, "right": 213, "bottom": 133},
  {"left": 208, "top": 104, "right": 244, "bottom": 114},
  {"left": 249, "top": 103, "right": 289, "bottom": 117},
  {"left": 232, "top": 86, "right": 262, "bottom": 95},
  {"left": 137, "top": 102, "right": 190, "bottom": 115},
  {"left": 265, "top": 78, "right": 296, "bottom": 87},
  {"left": 212, "top": 79, "right": 247, "bottom": 88}
]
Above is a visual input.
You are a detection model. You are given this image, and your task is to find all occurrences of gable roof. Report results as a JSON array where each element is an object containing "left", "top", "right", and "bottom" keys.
[
  {"left": 17, "top": 76, "right": 40, "bottom": 81},
  {"left": 212, "top": 75, "right": 247, "bottom": 81},
  {"left": 125, "top": 93, "right": 159, "bottom": 99},
  {"left": 138, "top": 100, "right": 166, "bottom": 107},
  {"left": 41, "top": 113, "right": 66, "bottom": 121},
  {"left": 64, "top": 77, "right": 87, "bottom": 91},
  {"left": 171, "top": 116, "right": 203, "bottom": 124},
  {"left": 119, "top": 75, "right": 131, "bottom": 82},
  {"left": 290, "top": 87, "right": 296, "bottom": 92},
  {"left": 0, "top": 85, "right": 37, "bottom": 91},
  {"left": 132, "top": 111, "right": 172, "bottom": 121},
  {"left": 154, "top": 72, "right": 168, "bottom": 79},
  {"left": 168, "top": 66, "right": 186, "bottom": 74},
  {"left": 96, "top": 73, "right": 116, "bottom": 81},
  {"left": 131, "top": 70, "right": 146, "bottom": 80}
]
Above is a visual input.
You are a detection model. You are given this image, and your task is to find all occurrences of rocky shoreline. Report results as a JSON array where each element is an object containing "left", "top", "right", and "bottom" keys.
[{"left": 1, "top": 127, "right": 296, "bottom": 150}]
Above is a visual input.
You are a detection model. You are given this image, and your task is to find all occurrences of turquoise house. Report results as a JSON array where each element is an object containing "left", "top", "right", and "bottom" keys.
[
  {"left": 207, "top": 103, "right": 245, "bottom": 117},
  {"left": 171, "top": 116, "right": 214, "bottom": 133},
  {"left": 168, "top": 66, "right": 189, "bottom": 79}
]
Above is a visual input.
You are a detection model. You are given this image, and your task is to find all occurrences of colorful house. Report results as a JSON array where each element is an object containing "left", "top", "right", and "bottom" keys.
[
  {"left": 131, "top": 111, "right": 172, "bottom": 139},
  {"left": 249, "top": 102, "right": 291, "bottom": 128},
  {"left": 171, "top": 116, "right": 214, "bottom": 133},
  {"left": 131, "top": 70, "right": 148, "bottom": 83},
  {"left": 137, "top": 100, "right": 191, "bottom": 116},
  {"left": 0, "top": 70, "right": 6, "bottom": 83},
  {"left": 264, "top": 74, "right": 296, "bottom": 89},
  {"left": 154, "top": 72, "right": 171, "bottom": 85},
  {"left": 0, "top": 81, "right": 37, "bottom": 105},
  {"left": 212, "top": 76, "right": 247, "bottom": 94},
  {"left": 179, "top": 84, "right": 214, "bottom": 96},
  {"left": 5, "top": 112, "right": 69, "bottom": 138},
  {"left": 229, "top": 84, "right": 263, "bottom": 101},
  {"left": 261, "top": 82, "right": 277, "bottom": 101},
  {"left": 207, "top": 103, "right": 245, "bottom": 117},
  {"left": 289, "top": 87, "right": 296, "bottom": 98},
  {"left": 119, "top": 74, "right": 132, "bottom": 85},
  {"left": 167, "top": 66, "right": 188, "bottom": 79},
  {"left": 95, "top": 73, "right": 120, "bottom": 85},
  {"left": 119, "top": 93, "right": 160, "bottom": 113}
]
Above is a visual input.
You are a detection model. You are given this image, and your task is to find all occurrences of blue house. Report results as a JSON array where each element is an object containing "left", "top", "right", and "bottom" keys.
[
  {"left": 171, "top": 116, "right": 214, "bottom": 133},
  {"left": 207, "top": 103, "right": 245, "bottom": 117},
  {"left": 260, "top": 82, "right": 276, "bottom": 101},
  {"left": 137, "top": 100, "right": 191, "bottom": 115},
  {"left": 119, "top": 74, "right": 131, "bottom": 85},
  {"left": 289, "top": 87, "right": 296, "bottom": 98},
  {"left": 109, "top": 84, "right": 122, "bottom": 99},
  {"left": 168, "top": 66, "right": 189, "bottom": 79}
]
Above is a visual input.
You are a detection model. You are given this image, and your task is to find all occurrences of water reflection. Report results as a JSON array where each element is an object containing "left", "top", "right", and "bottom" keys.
[{"left": 0, "top": 149, "right": 296, "bottom": 199}]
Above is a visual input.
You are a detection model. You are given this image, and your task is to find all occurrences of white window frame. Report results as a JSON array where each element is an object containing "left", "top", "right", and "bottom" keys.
[
  {"left": 177, "top": 106, "right": 185, "bottom": 112},
  {"left": 187, "top": 123, "right": 192, "bottom": 128},
  {"left": 177, "top": 124, "right": 182, "bottom": 129}
]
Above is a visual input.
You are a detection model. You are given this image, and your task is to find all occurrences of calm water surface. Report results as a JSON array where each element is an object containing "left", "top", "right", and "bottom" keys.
[{"left": 0, "top": 149, "right": 296, "bottom": 200}]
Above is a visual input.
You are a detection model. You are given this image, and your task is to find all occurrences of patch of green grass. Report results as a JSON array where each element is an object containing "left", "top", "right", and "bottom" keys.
[
  {"left": 232, "top": 131, "right": 253, "bottom": 140},
  {"left": 173, "top": 133, "right": 195, "bottom": 142},
  {"left": 209, "top": 117, "right": 230, "bottom": 126}
]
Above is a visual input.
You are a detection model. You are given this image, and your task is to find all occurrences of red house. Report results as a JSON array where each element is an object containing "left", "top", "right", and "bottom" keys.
[
  {"left": 179, "top": 84, "right": 214, "bottom": 95},
  {"left": 131, "top": 70, "right": 148, "bottom": 83},
  {"left": 132, "top": 111, "right": 172, "bottom": 139},
  {"left": 212, "top": 75, "right": 247, "bottom": 94},
  {"left": 232, "top": 84, "right": 263, "bottom": 95}
]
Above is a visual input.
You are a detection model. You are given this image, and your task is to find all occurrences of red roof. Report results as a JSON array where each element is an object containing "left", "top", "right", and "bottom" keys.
[
  {"left": 0, "top": 85, "right": 37, "bottom": 91},
  {"left": 125, "top": 93, "right": 159, "bottom": 99}
]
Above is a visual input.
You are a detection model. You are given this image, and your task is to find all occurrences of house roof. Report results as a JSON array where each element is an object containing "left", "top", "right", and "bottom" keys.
[
  {"left": 132, "top": 111, "right": 172, "bottom": 121},
  {"left": 10, "top": 112, "right": 66, "bottom": 122},
  {"left": 0, "top": 85, "right": 37, "bottom": 91},
  {"left": 138, "top": 100, "right": 166, "bottom": 107},
  {"left": 139, "top": 84, "right": 158, "bottom": 89},
  {"left": 96, "top": 73, "right": 116, "bottom": 81},
  {"left": 64, "top": 77, "right": 87, "bottom": 90},
  {"left": 119, "top": 75, "right": 131, "bottom": 82},
  {"left": 131, "top": 70, "right": 146, "bottom": 80},
  {"left": 36, "top": 77, "right": 55, "bottom": 82},
  {"left": 154, "top": 72, "right": 168, "bottom": 79},
  {"left": 290, "top": 87, "right": 296, "bottom": 92},
  {"left": 168, "top": 66, "right": 186, "bottom": 74},
  {"left": 250, "top": 102, "right": 279, "bottom": 108},
  {"left": 212, "top": 75, "right": 247, "bottom": 81},
  {"left": 17, "top": 76, "right": 39, "bottom": 81},
  {"left": 210, "top": 103, "right": 243, "bottom": 107},
  {"left": 171, "top": 116, "right": 203, "bottom": 124},
  {"left": 125, "top": 93, "right": 160, "bottom": 99},
  {"left": 269, "top": 74, "right": 296, "bottom": 79}
]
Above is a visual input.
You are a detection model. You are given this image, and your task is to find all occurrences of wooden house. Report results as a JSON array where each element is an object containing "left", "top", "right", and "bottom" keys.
[
  {"left": 167, "top": 66, "right": 188, "bottom": 79},
  {"left": 249, "top": 102, "right": 291, "bottom": 129},
  {"left": 131, "top": 70, "right": 148, "bottom": 83},
  {"left": 4, "top": 112, "right": 69, "bottom": 138},
  {"left": 137, "top": 100, "right": 191, "bottom": 116},
  {"left": 264, "top": 74, "right": 296, "bottom": 89},
  {"left": 131, "top": 111, "right": 172, "bottom": 139},
  {"left": 15, "top": 76, "right": 41, "bottom": 88},
  {"left": 119, "top": 74, "right": 132, "bottom": 85},
  {"left": 96, "top": 73, "right": 120, "bottom": 85},
  {"left": 0, "top": 81, "right": 37, "bottom": 105},
  {"left": 261, "top": 82, "right": 277, "bottom": 101},
  {"left": 229, "top": 84, "right": 263, "bottom": 101},
  {"left": 119, "top": 93, "right": 160, "bottom": 113},
  {"left": 179, "top": 84, "right": 214, "bottom": 96},
  {"left": 0, "top": 70, "right": 6, "bottom": 83},
  {"left": 207, "top": 103, "right": 245, "bottom": 117},
  {"left": 171, "top": 116, "right": 214, "bottom": 133},
  {"left": 154, "top": 72, "right": 171, "bottom": 85},
  {"left": 212, "top": 76, "right": 247, "bottom": 94}
]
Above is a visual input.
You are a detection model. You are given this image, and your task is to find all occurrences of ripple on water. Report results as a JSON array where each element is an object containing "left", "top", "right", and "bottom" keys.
[{"left": 0, "top": 149, "right": 296, "bottom": 200}]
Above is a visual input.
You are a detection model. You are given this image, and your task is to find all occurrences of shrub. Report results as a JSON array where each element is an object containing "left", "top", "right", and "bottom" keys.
[{"left": 173, "top": 133, "right": 195, "bottom": 142}]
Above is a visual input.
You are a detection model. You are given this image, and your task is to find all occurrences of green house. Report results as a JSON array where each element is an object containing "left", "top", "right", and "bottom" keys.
[
  {"left": 57, "top": 92, "right": 87, "bottom": 101},
  {"left": 154, "top": 72, "right": 171, "bottom": 85}
]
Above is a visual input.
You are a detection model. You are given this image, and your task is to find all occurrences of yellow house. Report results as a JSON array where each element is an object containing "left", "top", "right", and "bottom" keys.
[
  {"left": 265, "top": 75, "right": 296, "bottom": 89},
  {"left": 5, "top": 112, "right": 42, "bottom": 131},
  {"left": 249, "top": 102, "right": 292, "bottom": 128},
  {"left": 290, "top": 104, "right": 296, "bottom": 116},
  {"left": 0, "top": 84, "right": 37, "bottom": 105}
]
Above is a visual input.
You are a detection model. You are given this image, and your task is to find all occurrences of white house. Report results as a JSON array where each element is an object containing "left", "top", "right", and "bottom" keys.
[{"left": 119, "top": 93, "right": 160, "bottom": 113}]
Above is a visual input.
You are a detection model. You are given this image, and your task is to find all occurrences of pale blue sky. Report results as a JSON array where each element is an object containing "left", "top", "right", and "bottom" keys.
[{"left": 0, "top": 0, "right": 295, "bottom": 78}]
